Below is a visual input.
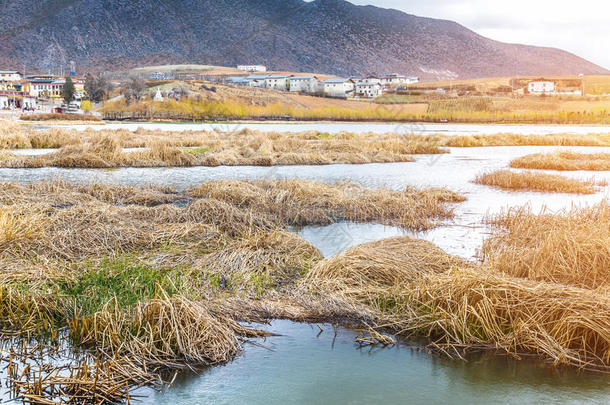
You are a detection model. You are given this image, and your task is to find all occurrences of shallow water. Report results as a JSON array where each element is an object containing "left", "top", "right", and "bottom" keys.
[
  {"left": 136, "top": 320, "right": 610, "bottom": 405},
  {"left": 49, "top": 121, "right": 610, "bottom": 136}
]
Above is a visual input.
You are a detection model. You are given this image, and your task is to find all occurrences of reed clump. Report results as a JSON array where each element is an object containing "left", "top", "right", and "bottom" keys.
[
  {"left": 70, "top": 295, "right": 248, "bottom": 366},
  {"left": 481, "top": 203, "right": 610, "bottom": 289},
  {"left": 306, "top": 236, "right": 610, "bottom": 371},
  {"left": 510, "top": 151, "right": 610, "bottom": 171},
  {"left": 474, "top": 170, "right": 600, "bottom": 194}
]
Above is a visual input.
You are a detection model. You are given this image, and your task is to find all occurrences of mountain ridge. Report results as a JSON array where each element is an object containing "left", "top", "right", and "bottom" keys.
[{"left": 0, "top": 0, "right": 606, "bottom": 79}]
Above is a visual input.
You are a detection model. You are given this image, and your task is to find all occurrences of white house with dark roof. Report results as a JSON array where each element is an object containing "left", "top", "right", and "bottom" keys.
[
  {"left": 0, "top": 71, "right": 22, "bottom": 82},
  {"left": 322, "top": 78, "right": 355, "bottom": 98},
  {"left": 289, "top": 76, "right": 319, "bottom": 93}
]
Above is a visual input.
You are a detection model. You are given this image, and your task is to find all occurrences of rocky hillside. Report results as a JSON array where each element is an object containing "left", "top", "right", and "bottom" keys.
[{"left": 0, "top": 0, "right": 606, "bottom": 79}]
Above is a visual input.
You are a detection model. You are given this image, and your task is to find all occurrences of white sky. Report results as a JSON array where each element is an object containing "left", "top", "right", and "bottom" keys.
[{"left": 346, "top": 0, "right": 609, "bottom": 69}]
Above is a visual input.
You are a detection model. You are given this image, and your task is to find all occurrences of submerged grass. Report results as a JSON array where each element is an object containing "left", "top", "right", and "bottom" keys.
[
  {"left": 474, "top": 170, "right": 601, "bottom": 194},
  {"left": 510, "top": 151, "right": 610, "bottom": 171}
]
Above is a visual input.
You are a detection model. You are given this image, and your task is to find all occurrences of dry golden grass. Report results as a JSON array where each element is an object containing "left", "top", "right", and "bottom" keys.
[
  {"left": 192, "top": 179, "right": 465, "bottom": 231},
  {"left": 442, "top": 133, "right": 610, "bottom": 147},
  {"left": 481, "top": 203, "right": 610, "bottom": 290},
  {"left": 70, "top": 295, "right": 247, "bottom": 366},
  {"left": 306, "top": 236, "right": 610, "bottom": 371},
  {"left": 0, "top": 126, "right": 448, "bottom": 167},
  {"left": 474, "top": 170, "right": 600, "bottom": 194},
  {"left": 510, "top": 151, "right": 610, "bottom": 171}
]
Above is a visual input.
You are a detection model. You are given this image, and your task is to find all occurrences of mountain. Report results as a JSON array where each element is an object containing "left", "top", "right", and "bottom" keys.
[{"left": 0, "top": 0, "right": 607, "bottom": 79}]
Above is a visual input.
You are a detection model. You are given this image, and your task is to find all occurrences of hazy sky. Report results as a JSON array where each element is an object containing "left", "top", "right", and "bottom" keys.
[{"left": 348, "top": 0, "right": 609, "bottom": 69}]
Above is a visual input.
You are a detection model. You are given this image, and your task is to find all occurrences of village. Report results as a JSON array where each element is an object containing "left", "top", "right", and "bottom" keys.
[
  {"left": 0, "top": 63, "right": 599, "bottom": 121},
  {"left": 0, "top": 67, "right": 85, "bottom": 113}
]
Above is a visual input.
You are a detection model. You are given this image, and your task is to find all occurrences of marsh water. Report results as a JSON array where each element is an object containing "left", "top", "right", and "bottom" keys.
[
  {"left": 3, "top": 123, "right": 610, "bottom": 403},
  {"left": 136, "top": 320, "right": 610, "bottom": 405},
  {"left": 3, "top": 145, "right": 610, "bottom": 259}
]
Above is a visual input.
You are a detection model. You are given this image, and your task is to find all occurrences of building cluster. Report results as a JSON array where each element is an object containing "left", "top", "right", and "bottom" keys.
[
  {"left": 0, "top": 70, "right": 84, "bottom": 111},
  {"left": 225, "top": 72, "right": 419, "bottom": 99}
]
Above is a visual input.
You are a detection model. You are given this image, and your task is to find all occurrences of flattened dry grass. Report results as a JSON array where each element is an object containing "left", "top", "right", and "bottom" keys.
[
  {"left": 481, "top": 203, "right": 610, "bottom": 289},
  {"left": 474, "top": 170, "right": 600, "bottom": 194},
  {"left": 192, "top": 179, "right": 465, "bottom": 231},
  {"left": 510, "top": 151, "right": 610, "bottom": 171},
  {"left": 306, "top": 236, "right": 610, "bottom": 371}
]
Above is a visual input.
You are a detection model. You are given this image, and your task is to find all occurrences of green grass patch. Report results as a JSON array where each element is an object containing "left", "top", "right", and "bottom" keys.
[{"left": 56, "top": 256, "right": 184, "bottom": 315}]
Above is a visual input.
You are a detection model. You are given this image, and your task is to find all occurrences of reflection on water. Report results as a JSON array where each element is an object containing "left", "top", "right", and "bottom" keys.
[{"left": 137, "top": 320, "right": 610, "bottom": 405}]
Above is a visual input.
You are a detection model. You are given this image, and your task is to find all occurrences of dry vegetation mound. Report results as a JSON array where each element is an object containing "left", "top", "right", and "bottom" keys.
[
  {"left": 442, "top": 133, "right": 610, "bottom": 147},
  {"left": 474, "top": 170, "right": 600, "bottom": 194},
  {"left": 481, "top": 203, "right": 610, "bottom": 289},
  {"left": 306, "top": 236, "right": 610, "bottom": 371},
  {"left": 192, "top": 180, "right": 465, "bottom": 231},
  {"left": 510, "top": 151, "right": 610, "bottom": 171},
  {"left": 0, "top": 124, "right": 448, "bottom": 168}
]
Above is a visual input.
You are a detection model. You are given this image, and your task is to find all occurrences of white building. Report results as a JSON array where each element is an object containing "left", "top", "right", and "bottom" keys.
[
  {"left": 153, "top": 89, "right": 164, "bottom": 101},
  {"left": 246, "top": 75, "right": 269, "bottom": 88},
  {"left": 0, "top": 71, "right": 22, "bottom": 82},
  {"left": 322, "top": 78, "right": 355, "bottom": 98},
  {"left": 364, "top": 76, "right": 382, "bottom": 85},
  {"left": 0, "top": 92, "right": 37, "bottom": 110},
  {"left": 289, "top": 76, "right": 319, "bottom": 93},
  {"left": 237, "top": 65, "right": 267, "bottom": 73},
  {"left": 355, "top": 80, "right": 384, "bottom": 98},
  {"left": 380, "top": 74, "right": 419, "bottom": 86},
  {"left": 264, "top": 75, "right": 292, "bottom": 91},
  {"left": 29, "top": 79, "right": 65, "bottom": 98},
  {"left": 528, "top": 81, "right": 556, "bottom": 95}
]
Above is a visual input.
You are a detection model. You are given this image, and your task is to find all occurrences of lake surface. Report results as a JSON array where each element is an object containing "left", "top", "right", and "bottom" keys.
[
  {"left": 2, "top": 127, "right": 610, "bottom": 403},
  {"left": 49, "top": 121, "right": 610, "bottom": 136},
  {"left": 136, "top": 320, "right": 610, "bottom": 405}
]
